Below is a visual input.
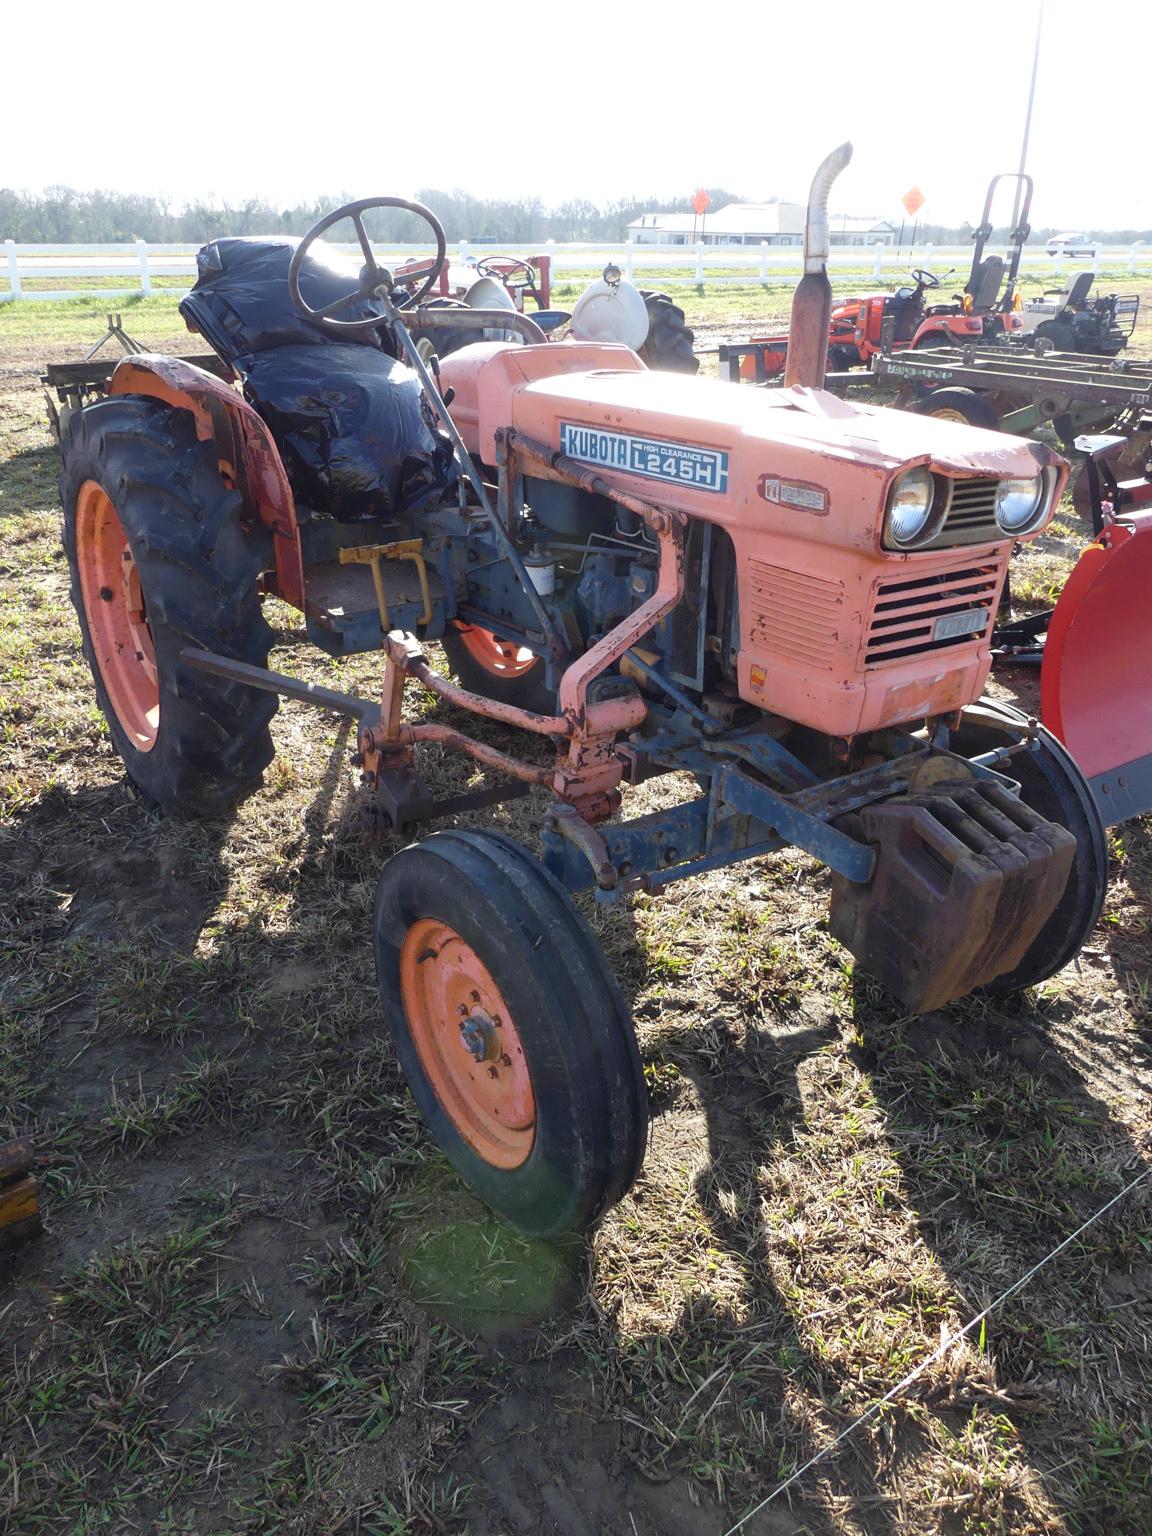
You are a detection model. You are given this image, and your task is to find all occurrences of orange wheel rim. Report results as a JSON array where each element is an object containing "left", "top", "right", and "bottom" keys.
[
  {"left": 400, "top": 918, "right": 535, "bottom": 1170},
  {"left": 75, "top": 481, "right": 159, "bottom": 752},
  {"left": 454, "top": 622, "right": 538, "bottom": 680}
]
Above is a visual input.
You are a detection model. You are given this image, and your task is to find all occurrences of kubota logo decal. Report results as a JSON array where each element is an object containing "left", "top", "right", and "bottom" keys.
[
  {"left": 560, "top": 423, "right": 729, "bottom": 493},
  {"left": 757, "top": 474, "right": 829, "bottom": 514}
]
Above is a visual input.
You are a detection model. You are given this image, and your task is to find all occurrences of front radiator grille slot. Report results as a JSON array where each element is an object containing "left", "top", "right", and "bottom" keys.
[
  {"left": 940, "top": 477, "right": 1000, "bottom": 545},
  {"left": 865, "top": 563, "right": 1000, "bottom": 666},
  {"left": 747, "top": 560, "right": 844, "bottom": 669}
]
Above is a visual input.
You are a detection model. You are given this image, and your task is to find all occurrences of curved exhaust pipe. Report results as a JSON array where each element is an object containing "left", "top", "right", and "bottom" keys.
[{"left": 783, "top": 141, "right": 853, "bottom": 390}]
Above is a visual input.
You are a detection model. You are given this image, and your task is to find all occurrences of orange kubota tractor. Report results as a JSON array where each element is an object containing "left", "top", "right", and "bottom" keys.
[
  {"left": 58, "top": 147, "right": 1112, "bottom": 1236},
  {"left": 741, "top": 173, "right": 1032, "bottom": 381}
]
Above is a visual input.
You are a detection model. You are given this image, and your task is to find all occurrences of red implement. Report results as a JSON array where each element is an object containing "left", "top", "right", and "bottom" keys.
[{"left": 1041, "top": 511, "right": 1152, "bottom": 824}]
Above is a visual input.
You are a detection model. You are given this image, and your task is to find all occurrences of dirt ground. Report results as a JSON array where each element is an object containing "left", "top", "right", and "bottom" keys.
[{"left": 2, "top": 314, "right": 1152, "bottom": 1536}]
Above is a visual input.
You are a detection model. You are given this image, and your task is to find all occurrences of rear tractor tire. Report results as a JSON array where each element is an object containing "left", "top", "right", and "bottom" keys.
[
  {"left": 951, "top": 699, "right": 1108, "bottom": 994},
  {"left": 638, "top": 290, "right": 699, "bottom": 374},
  {"left": 441, "top": 622, "right": 556, "bottom": 713},
  {"left": 374, "top": 829, "right": 649, "bottom": 1236},
  {"left": 1033, "top": 320, "right": 1075, "bottom": 355},
  {"left": 61, "top": 395, "right": 278, "bottom": 818}
]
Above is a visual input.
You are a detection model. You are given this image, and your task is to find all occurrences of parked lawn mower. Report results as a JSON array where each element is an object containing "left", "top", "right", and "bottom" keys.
[
  {"left": 57, "top": 149, "right": 1112, "bottom": 1237},
  {"left": 737, "top": 172, "right": 1034, "bottom": 382},
  {"left": 1019, "top": 271, "right": 1140, "bottom": 357}
]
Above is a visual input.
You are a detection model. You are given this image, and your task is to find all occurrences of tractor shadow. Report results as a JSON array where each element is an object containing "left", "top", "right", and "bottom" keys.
[
  {"left": 644, "top": 1010, "right": 907, "bottom": 1536},
  {"left": 1, "top": 442, "right": 61, "bottom": 518},
  {"left": 1100, "top": 817, "right": 1152, "bottom": 1053},
  {"left": 849, "top": 976, "right": 1152, "bottom": 1534}
]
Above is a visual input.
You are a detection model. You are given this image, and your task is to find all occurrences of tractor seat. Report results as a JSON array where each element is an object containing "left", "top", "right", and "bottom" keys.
[
  {"left": 966, "top": 255, "right": 1004, "bottom": 310},
  {"left": 180, "top": 238, "right": 395, "bottom": 367},
  {"left": 1066, "top": 271, "right": 1094, "bottom": 308}
]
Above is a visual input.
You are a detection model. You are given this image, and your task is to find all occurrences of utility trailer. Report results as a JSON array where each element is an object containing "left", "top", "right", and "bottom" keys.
[
  {"left": 870, "top": 347, "right": 1152, "bottom": 448},
  {"left": 718, "top": 341, "right": 1152, "bottom": 450}
]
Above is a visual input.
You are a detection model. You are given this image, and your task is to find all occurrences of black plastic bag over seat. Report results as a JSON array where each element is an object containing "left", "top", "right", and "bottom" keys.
[
  {"left": 179, "top": 238, "right": 456, "bottom": 520},
  {"left": 243, "top": 344, "right": 456, "bottom": 519},
  {"left": 180, "top": 238, "right": 394, "bottom": 365}
]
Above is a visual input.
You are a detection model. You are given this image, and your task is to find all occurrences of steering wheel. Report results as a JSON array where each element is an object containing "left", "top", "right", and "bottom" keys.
[
  {"left": 475, "top": 255, "right": 536, "bottom": 283},
  {"left": 288, "top": 196, "right": 447, "bottom": 336},
  {"left": 910, "top": 268, "right": 940, "bottom": 289},
  {"left": 474, "top": 255, "right": 540, "bottom": 300}
]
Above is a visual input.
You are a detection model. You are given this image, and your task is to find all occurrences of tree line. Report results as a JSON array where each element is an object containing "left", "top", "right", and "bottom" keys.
[
  {"left": 2, "top": 186, "right": 1147, "bottom": 245},
  {"left": 0, "top": 186, "right": 745, "bottom": 245}
]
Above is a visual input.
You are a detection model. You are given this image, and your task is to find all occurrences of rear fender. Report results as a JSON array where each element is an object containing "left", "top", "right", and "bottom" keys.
[{"left": 109, "top": 355, "right": 305, "bottom": 609}]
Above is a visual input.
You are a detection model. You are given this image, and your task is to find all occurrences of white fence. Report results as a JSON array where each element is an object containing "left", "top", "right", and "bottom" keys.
[{"left": 2, "top": 236, "right": 1149, "bottom": 302}]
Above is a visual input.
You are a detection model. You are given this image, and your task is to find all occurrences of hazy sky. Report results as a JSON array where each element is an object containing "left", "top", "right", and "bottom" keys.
[{"left": 7, "top": 0, "right": 1146, "bottom": 229}]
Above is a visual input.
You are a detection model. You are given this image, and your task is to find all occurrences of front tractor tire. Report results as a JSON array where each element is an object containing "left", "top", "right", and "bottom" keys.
[
  {"left": 374, "top": 829, "right": 649, "bottom": 1236},
  {"left": 61, "top": 395, "right": 278, "bottom": 818},
  {"left": 952, "top": 699, "right": 1108, "bottom": 994}
]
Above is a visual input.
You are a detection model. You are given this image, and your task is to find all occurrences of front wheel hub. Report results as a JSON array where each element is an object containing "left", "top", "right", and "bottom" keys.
[
  {"left": 400, "top": 919, "right": 535, "bottom": 1169},
  {"left": 459, "top": 1011, "right": 499, "bottom": 1062}
]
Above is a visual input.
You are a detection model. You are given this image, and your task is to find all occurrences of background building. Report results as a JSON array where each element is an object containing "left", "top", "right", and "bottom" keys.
[{"left": 628, "top": 201, "right": 895, "bottom": 247}]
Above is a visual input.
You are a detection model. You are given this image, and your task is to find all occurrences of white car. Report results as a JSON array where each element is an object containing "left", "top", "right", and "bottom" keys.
[{"left": 1046, "top": 232, "right": 1098, "bottom": 257}]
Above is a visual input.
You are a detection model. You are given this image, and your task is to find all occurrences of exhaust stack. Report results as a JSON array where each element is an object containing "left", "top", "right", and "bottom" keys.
[{"left": 784, "top": 142, "right": 853, "bottom": 390}]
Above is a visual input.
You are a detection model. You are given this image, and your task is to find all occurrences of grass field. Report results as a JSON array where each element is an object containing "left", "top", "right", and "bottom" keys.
[{"left": 2, "top": 289, "right": 1152, "bottom": 1535}]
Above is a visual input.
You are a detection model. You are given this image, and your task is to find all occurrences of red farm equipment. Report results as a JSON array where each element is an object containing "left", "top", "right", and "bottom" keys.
[
  {"left": 54, "top": 148, "right": 1120, "bottom": 1236},
  {"left": 992, "top": 426, "right": 1152, "bottom": 824},
  {"left": 739, "top": 172, "right": 1034, "bottom": 382}
]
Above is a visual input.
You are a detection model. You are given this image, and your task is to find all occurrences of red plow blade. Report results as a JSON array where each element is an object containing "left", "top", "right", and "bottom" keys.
[{"left": 1041, "top": 512, "right": 1152, "bottom": 825}]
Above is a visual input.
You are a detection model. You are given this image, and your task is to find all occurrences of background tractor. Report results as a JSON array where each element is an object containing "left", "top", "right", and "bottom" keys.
[
  {"left": 396, "top": 246, "right": 698, "bottom": 374},
  {"left": 738, "top": 172, "right": 1035, "bottom": 382},
  {"left": 58, "top": 150, "right": 1111, "bottom": 1238}
]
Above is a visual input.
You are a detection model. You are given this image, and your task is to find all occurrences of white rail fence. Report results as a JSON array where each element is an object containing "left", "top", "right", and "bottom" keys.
[{"left": 2, "top": 237, "right": 1148, "bottom": 302}]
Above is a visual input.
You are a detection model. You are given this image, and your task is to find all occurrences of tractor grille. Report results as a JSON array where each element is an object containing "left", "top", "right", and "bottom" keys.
[
  {"left": 865, "top": 562, "right": 1001, "bottom": 667},
  {"left": 747, "top": 560, "right": 843, "bottom": 670},
  {"left": 939, "top": 478, "right": 1000, "bottom": 545}
]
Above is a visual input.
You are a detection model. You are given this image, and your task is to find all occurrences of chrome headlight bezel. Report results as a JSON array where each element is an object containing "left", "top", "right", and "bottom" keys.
[
  {"left": 994, "top": 470, "right": 1051, "bottom": 535},
  {"left": 882, "top": 466, "right": 946, "bottom": 550}
]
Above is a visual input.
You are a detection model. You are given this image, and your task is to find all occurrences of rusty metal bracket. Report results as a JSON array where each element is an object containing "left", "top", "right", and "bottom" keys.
[{"left": 546, "top": 803, "right": 618, "bottom": 891}]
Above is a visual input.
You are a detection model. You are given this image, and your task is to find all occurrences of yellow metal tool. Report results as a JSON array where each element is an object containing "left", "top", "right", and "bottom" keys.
[{"left": 338, "top": 539, "right": 433, "bottom": 630}]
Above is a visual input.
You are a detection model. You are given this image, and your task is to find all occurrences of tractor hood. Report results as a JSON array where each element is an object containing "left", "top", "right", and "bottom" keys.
[
  {"left": 443, "top": 344, "right": 1056, "bottom": 501},
  {"left": 509, "top": 368, "right": 1049, "bottom": 480}
]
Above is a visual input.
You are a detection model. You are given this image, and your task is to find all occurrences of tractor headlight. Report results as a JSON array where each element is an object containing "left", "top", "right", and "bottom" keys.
[
  {"left": 884, "top": 467, "right": 942, "bottom": 548},
  {"left": 994, "top": 474, "right": 1046, "bottom": 534}
]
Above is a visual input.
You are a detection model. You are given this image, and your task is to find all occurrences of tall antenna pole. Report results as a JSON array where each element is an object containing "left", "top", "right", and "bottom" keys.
[{"left": 1010, "top": 0, "right": 1044, "bottom": 231}]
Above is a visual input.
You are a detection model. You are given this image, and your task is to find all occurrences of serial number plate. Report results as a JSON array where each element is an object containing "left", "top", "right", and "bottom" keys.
[
  {"left": 560, "top": 423, "right": 729, "bottom": 493},
  {"left": 934, "top": 608, "right": 987, "bottom": 641}
]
